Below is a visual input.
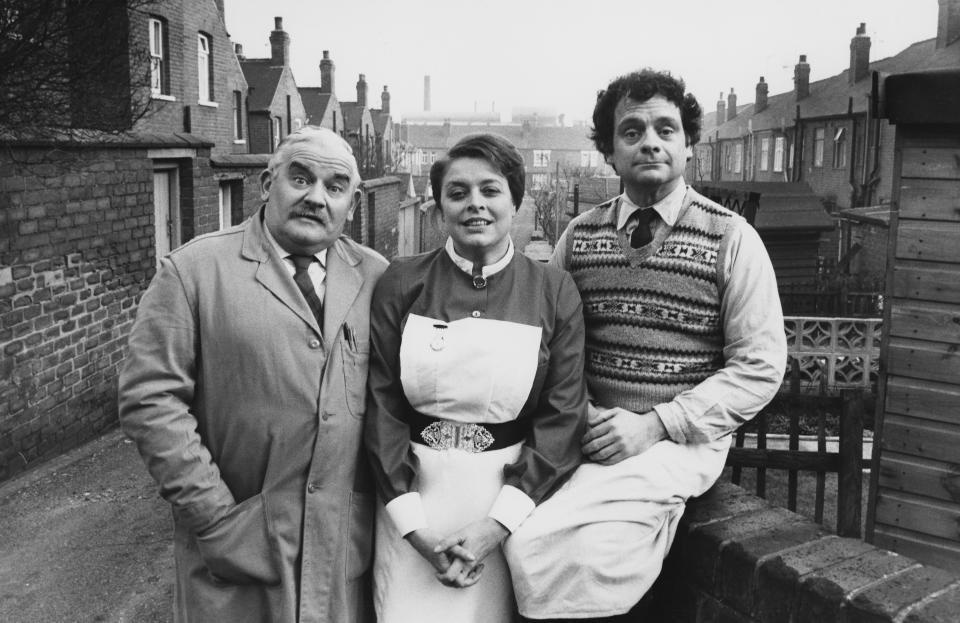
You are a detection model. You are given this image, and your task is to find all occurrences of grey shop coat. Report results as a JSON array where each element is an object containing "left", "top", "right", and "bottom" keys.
[{"left": 119, "top": 207, "right": 387, "bottom": 623}]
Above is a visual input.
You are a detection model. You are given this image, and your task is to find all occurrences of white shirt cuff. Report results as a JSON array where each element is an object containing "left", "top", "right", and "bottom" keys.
[
  {"left": 487, "top": 485, "right": 536, "bottom": 533},
  {"left": 653, "top": 402, "right": 687, "bottom": 444},
  {"left": 384, "top": 492, "right": 427, "bottom": 537}
]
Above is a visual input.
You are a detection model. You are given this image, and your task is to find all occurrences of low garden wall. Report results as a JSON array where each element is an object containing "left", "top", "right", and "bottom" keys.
[{"left": 647, "top": 482, "right": 960, "bottom": 622}]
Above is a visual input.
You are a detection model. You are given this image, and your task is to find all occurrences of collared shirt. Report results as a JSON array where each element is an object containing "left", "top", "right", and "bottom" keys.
[
  {"left": 443, "top": 236, "right": 515, "bottom": 277},
  {"left": 262, "top": 220, "right": 328, "bottom": 304},
  {"left": 551, "top": 186, "right": 786, "bottom": 444}
]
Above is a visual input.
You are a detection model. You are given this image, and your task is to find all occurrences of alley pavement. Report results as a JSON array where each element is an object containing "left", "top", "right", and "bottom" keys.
[{"left": 0, "top": 430, "right": 173, "bottom": 623}]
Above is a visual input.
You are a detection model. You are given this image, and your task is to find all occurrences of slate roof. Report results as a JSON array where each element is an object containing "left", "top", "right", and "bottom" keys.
[
  {"left": 299, "top": 88, "right": 336, "bottom": 125},
  {"left": 405, "top": 123, "right": 595, "bottom": 151},
  {"left": 696, "top": 181, "right": 834, "bottom": 232},
  {"left": 370, "top": 109, "right": 391, "bottom": 135},
  {"left": 703, "top": 37, "right": 960, "bottom": 140},
  {"left": 340, "top": 102, "right": 366, "bottom": 131},
  {"left": 240, "top": 59, "right": 284, "bottom": 112}
]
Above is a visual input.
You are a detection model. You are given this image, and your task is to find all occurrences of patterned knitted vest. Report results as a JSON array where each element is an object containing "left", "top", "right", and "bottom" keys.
[{"left": 566, "top": 189, "right": 737, "bottom": 414}]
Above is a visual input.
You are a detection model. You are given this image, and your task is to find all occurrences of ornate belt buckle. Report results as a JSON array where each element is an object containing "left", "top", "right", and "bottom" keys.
[{"left": 421, "top": 421, "right": 494, "bottom": 453}]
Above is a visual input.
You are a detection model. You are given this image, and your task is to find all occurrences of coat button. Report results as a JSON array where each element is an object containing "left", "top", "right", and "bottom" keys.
[
  {"left": 308, "top": 338, "right": 321, "bottom": 349},
  {"left": 471, "top": 311, "right": 481, "bottom": 318},
  {"left": 307, "top": 483, "right": 317, "bottom": 493}
]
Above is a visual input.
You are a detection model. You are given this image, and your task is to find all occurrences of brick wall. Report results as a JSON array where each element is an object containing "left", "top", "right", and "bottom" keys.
[
  {"left": 801, "top": 120, "right": 857, "bottom": 210},
  {"left": 848, "top": 220, "right": 889, "bottom": 288},
  {"left": 647, "top": 482, "right": 960, "bottom": 622},
  {"left": 131, "top": 0, "right": 247, "bottom": 157},
  {"left": 355, "top": 176, "right": 402, "bottom": 259},
  {"left": 0, "top": 143, "right": 156, "bottom": 481}
]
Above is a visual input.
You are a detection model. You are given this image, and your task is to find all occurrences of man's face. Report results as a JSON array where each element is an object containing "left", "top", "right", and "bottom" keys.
[
  {"left": 606, "top": 94, "right": 692, "bottom": 201},
  {"left": 261, "top": 130, "right": 360, "bottom": 255}
]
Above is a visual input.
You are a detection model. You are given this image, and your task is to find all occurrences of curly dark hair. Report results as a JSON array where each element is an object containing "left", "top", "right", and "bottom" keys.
[
  {"left": 590, "top": 69, "right": 703, "bottom": 157},
  {"left": 430, "top": 133, "right": 525, "bottom": 210}
]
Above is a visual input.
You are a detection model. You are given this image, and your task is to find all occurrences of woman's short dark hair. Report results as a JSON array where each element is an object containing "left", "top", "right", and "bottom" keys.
[
  {"left": 430, "top": 133, "right": 526, "bottom": 210},
  {"left": 590, "top": 68, "right": 703, "bottom": 157}
]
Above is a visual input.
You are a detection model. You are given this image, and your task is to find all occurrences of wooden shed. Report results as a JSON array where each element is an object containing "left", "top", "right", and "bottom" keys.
[{"left": 867, "top": 68, "right": 960, "bottom": 572}]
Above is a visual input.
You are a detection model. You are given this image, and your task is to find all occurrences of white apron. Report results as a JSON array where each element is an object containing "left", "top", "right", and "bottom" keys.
[{"left": 374, "top": 314, "right": 541, "bottom": 623}]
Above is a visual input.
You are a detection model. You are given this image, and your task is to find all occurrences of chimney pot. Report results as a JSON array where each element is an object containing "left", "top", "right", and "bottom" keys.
[
  {"left": 849, "top": 22, "right": 871, "bottom": 84},
  {"left": 269, "top": 16, "right": 290, "bottom": 66},
  {"left": 755, "top": 76, "right": 769, "bottom": 112},
  {"left": 727, "top": 89, "right": 738, "bottom": 121},
  {"left": 937, "top": 0, "right": 960, "bottom": 49},
  {"left": 794, "top": 54, "right": 811, "bottom": 101}
]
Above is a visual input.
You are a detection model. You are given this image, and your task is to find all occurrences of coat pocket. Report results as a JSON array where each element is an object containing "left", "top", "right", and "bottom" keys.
[
  {"left": 195, "top": 493, "right": 282, "bottom": 586},
  {"left": 341, "top": 340, "right": 370, "bottom": 418}
]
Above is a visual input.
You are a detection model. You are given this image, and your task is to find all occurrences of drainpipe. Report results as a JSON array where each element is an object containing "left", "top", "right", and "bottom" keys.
[{"left": 792, "top": 105, "right": 803, "bottom": 182}]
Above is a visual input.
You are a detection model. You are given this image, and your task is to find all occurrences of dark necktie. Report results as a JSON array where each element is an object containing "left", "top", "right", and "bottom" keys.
[
  {"left": 629, "top": 208, "right": 657, "bottom": 248},
  {"left": 290, "top": 255, "right": 323, "bottom": 328}
]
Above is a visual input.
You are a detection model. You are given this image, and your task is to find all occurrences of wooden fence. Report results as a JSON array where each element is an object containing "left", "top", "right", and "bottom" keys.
[{"left": 728, "top": 363, "right": 867, "bottom": 537}]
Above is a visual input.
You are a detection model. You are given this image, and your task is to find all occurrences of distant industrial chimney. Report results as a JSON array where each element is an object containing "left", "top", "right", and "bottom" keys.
[
  {"left": 356, "top": 74, "right": 368, "bottom": 108},
  {"left": 794, "top": 54, "right": 811, "bottom": 101},
  {"left": 320, "top": 50, "right": 335, "bottom": 95},
  {"left": 755, "top": 77, "right": 768, "bottom": 112},
  {"left": 937, "top": 0, "right": 960, "bottom": 49},
  {"left": 424, "top": 75, "right": 431, "bottom": 112},
  {"left": 716, "top": 92, "right": 726, "bottom": 124},
  {"left": 727, "top": 88, "right": 737, "bottom": 121},
  {"left": 270, "top": 17, "right": 290, "bottom": 67},
  {"left": 381, "top": 86, "right": 390, "bottom": 114},
  {"left": 849, "top": 23, "right": 871, "bottom": 84}
]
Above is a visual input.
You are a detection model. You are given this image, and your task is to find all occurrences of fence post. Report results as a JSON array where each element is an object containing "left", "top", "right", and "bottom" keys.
[{"left": 837, "top": 389, "right": 864, "bottom": 537}]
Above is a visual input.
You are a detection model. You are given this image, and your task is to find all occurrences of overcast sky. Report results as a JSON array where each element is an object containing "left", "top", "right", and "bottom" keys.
[{"left": 225, "top": 0, "right": 938, "bottom": 124}]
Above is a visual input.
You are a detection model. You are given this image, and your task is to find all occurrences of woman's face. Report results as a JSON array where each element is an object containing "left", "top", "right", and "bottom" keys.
[{"left": 439, "top": 157, "right": 515, "bottom": 265}]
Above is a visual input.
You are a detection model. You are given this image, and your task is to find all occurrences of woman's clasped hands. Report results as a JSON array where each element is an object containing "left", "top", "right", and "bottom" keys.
[{"left": 405, "top": 518, "right": 509, "bottom": 588}]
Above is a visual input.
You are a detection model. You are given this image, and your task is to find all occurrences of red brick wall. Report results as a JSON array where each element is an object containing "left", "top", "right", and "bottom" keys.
[
  {"left": 648, "top": 482, "right": 960, "bottom": 622},
  {"left": 353, "top": 176, "right": 402, "bottom": 259},
  {"left": 0, "top": 144, "right": 156, "bottom": 481},
  {"left": 130, "top": 0, "right": 248, "bottom": 157}
]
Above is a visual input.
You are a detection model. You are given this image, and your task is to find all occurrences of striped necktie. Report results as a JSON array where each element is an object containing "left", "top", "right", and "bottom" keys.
[{"left": 289, "top": 255, "right": 323, "bottom": 328}]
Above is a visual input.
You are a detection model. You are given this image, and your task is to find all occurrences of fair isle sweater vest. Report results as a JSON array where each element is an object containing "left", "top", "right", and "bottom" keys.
[{"left": 566, "top": 189, "right": 738, "bottom": 414}]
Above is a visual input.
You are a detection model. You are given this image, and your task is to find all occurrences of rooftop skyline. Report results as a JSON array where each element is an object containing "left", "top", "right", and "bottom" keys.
[{"left": 225, "top": 0, "right": 939, "bottom": 124}]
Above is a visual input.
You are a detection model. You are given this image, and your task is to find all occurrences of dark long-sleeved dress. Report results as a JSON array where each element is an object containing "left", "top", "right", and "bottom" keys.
[{"left": 364, "top": 243, "right": 587, "bottom": 622}]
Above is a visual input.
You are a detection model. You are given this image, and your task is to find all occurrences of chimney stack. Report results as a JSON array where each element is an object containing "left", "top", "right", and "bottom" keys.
[
  {"left": 727, "top": 88, "right": 737, "bottom": 121},
  {"left": 320, "top": 50, "right": 335, "bottom": 95},
  {"left": 381, "top": 86, "right": 390, "bottom": 114},
  {"left": 356, "top": 74, "right": 368, "bottom": 108},
  {"left": 794, "top": 54, "right": 810, "bottom": 101},
  {"left": 269, "top": 17, "right": 290, "bottom": 67},
  {"left": 424, "top": 75, "right": 431, "bottom": 112},
  {"left": 849, "top": 23, "right": 871, "bottom": 84},
  {"left": 234, "top": 43, "right": 244, "bottom": 60},
  {"left": 716, "top": 92, "right": 726, "bottom": 124},
  {"left": 937, "top": 0, "right": 960, "bottom": 49},
  {"left": 755, "top": 77, "right": 768, "bottom": 112}
]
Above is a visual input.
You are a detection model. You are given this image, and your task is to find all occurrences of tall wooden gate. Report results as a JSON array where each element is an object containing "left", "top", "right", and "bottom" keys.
[{"left": 868, "top": 69, "right": 960, "bottom": 572}]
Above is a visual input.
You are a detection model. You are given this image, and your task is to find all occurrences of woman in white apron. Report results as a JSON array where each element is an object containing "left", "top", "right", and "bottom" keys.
[{"left": 364, "top": 133, "right": 588, "bottom": 623}]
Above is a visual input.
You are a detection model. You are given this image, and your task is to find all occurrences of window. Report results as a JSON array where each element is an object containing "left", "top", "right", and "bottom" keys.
[
  {"left": 813, "top": 127, "right": 825, "bottom": 167},
  {"left": 272, "top": 117, "right": 282, "bottom": 151},
  {"left": 733, "top": 143, "right": 743, "bottom": 174},
  {"left": 197, "top": 33, "right": 213, "bottom": 102},
  {"left": 773, "top": 136, "right": 785, "bottom": 172},
  {"left": 531, "top": 173, "right": 549, "bottom": 189},
  {"left": 723, "top": 144, "right": 732, "bottom": 172},
  {"left": 696, "top": 148, "right": 711, "bottom": 179},
  {"left": 759, "top": 137, "right": 770, "bottom": 172},
  {"left": 218, "top": 182, "right": 241, "bottom": 229},
  {"left": 232, "top": 91, "right": 243, "bottom": 140},
  {"left": 533, "top": 150, "right": 551, "bottom": 167},
  {"left": 833, "top": 127, "right": 847, "bottom": 168},
  {"left": 580, "top": 150, "right": 600, "bottom": 168},
  {"left": 148, "top": 17, "right": 169, "bottom": 96}
]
